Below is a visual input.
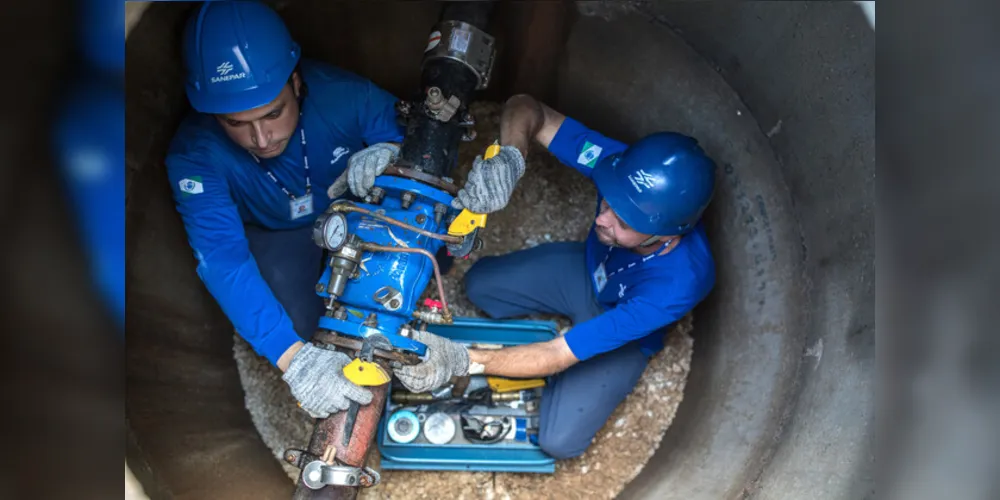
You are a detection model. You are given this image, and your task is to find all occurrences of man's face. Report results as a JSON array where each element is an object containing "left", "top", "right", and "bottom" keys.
[
  {"left": 594, "top": 199, "right": 655, "bottom": 248},
  {"left": 216, "top": 73, "right": 301, "bottom": 159}
]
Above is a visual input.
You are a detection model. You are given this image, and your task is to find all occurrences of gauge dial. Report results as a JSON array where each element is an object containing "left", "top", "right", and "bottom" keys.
[
  {"left": 313, "top": 212, "right": 348, "bottom": 251},
  {"left": 324, "top": 213, "right": 348, "bottom": 250}
]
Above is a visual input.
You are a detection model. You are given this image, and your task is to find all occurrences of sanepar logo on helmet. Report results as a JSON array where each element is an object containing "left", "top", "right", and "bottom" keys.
[
  {"left": 210, "top": 61, "right": 247, "bottom": 84},
  {"left": 628, "top": 169, "right": 657, "bottom": 193}
]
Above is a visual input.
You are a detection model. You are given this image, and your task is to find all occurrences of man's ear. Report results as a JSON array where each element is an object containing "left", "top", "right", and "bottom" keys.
[{"left": 292, "top": 72, "right": 302, "bottom": 99}]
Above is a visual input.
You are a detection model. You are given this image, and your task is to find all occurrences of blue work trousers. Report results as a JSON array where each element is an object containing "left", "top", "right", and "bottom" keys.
[
  {"left": 245, "top": 224, "right": 326, "bottom": 343},
  {"left": 464, "top": 242, "right": 649, "bottom": 459}
]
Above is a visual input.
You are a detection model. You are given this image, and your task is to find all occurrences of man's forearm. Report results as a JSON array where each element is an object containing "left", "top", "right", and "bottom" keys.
[
  {"left": 468, "top": 337, "right": 578, "bottom": 378},
  {"left": 500, "top": 94, "right": 545, "bottom": 159}
]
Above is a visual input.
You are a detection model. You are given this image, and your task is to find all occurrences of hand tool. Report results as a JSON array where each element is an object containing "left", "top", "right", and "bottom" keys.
[
  {"left": 341, "top": 335, "right": 391, "bottom": 447},
  {"left": 448, "top": 140, "right": 500, "bottom": 237},
  {"left": 487, "top": 376, "right": 545, "bottom": 393}
]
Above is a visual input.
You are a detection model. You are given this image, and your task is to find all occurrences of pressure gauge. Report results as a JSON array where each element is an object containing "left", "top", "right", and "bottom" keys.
[{"left": 312, "top": 212, "right": 348, "bottom": 251}]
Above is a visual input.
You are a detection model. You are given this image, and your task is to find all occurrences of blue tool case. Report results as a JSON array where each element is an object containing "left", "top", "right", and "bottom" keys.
[{"left": 377, "top": 317, "right": 557, "bottom": 474}]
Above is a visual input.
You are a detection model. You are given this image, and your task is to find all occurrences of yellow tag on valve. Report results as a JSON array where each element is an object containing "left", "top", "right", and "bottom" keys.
[
  {"left": 342, "top": 358, "right": 391, "bottom": 387},
  {"left": 448, "top": 142, "right": 501, "bottom": 237}
]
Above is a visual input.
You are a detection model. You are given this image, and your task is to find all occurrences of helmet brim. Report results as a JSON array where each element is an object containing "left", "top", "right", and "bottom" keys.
[
  {"left": 592, "top": 154, "right": 662, "bottom": 236},
  {"left": 185, "top": 77, "right": 290, "bottom": 115}
]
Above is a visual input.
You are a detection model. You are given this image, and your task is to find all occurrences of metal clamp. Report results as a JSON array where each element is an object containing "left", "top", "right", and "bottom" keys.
[
  {"left": 373, "top": 286, "right": 404, "bottom": 311},
  {"left": 422, "top": 20, "right": 496, "bottom": 90},
  {"left": 301, "top": 461, "right": 382, "bottom": 490}
]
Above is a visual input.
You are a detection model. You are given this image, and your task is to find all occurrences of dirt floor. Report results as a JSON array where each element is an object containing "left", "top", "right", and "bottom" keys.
[{"left": 234, "top": 102, "right": 695, "bottom": 499}]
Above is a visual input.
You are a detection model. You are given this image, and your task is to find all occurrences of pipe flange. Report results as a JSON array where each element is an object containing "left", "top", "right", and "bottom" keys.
[{"left": 382, "top": 165, "right": 459, "bottom": 195}]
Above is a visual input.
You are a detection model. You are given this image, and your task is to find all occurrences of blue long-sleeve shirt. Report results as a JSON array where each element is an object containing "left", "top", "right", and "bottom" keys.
[
  {"left": 165, "top": 59, "right": 403, "bottom": 365},
  {"left": 547, "top": 117, "right": 717, "bottom": 361}
]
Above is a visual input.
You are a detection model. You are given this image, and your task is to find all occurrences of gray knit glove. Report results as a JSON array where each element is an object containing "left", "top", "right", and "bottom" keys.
[
  {"left": 452, "top": 145, "right": 525, "bottom": 213},
  {"left": 326, "top": 168, "right": 349, "bottom": 199},
  {"left": 282, "top": 343, "right": 373, "bottom": 419},
  {"left": 392, "top": 330, "right": 470, "bottom": 393},
  {"left": 346, "top": 143, "right": 400, "bottom": 198}
]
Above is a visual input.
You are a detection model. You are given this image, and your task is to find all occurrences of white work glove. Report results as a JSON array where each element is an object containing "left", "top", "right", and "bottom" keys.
[
  {"left": 326, "top": 168, "right": 349, "bottom": 200},
  {"left": 392, "top": 330, "right": 470, "bottom": 393},
  {"left": 343, "top": 143, "right": 400, "bottom": 198},
  {"left": 282, "top": 343, "right": 373, "bottom": 419},
  {"left": 452, "top": 145, "right": 525, "bottom": 214}
]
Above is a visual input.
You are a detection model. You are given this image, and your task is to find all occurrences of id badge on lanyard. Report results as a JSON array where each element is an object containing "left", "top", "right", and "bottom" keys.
[
  {"left": 290, "top": 193, "right": 314, "bottom": 220},
  {"left": 593, "top": 238, "right": 674, "bottom": 295},
  {"left": 255, "top": 112, "right": 315, "bottom": 221}
]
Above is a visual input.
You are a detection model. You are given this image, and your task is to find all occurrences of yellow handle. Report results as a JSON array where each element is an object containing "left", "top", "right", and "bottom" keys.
[
  {"left": 487, "top": 376, "right": 546, "bottom": 393},
  {"left": 447, "top": 210, "right": 487, "bottom": 236},
  {"left": 483, "top": 142, "right": 502, "bottom": 159},
  {"left": 342, "top": 358, "right": 391, "bottom": 387},
  {"left": 448, "top": 142, "right": 500, "bottom": 236}
]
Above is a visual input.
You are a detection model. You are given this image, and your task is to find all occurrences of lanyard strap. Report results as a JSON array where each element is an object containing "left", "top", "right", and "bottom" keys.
[
  {"left": 254, "top": 112, "right": 311, "bottom": 200},
  {"left": 601, "top": 237, "right": 675, "bottom": 279}
]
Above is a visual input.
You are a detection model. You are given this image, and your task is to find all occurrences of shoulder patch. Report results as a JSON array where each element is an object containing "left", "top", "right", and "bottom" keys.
[
  {"left": 577, "top": 141, "right": 603, "bottom": 168},
  {"left": 178, "top": 176, "right": 204, "bottom": 195}
]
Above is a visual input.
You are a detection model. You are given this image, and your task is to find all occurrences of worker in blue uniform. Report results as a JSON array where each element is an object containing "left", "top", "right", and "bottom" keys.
[
  {"left": 165, "top": 1, "right": 407, "bottom": 419},
  {"left": 352, "top": 94, "right": 717, "bottom": 459}
]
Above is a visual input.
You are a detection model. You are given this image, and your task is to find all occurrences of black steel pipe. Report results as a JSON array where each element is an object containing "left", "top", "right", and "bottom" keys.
[
  {"left": 441, "top": 1, "right": 494, "bottom": 31},
  {"left": 398, "top": 60, "right": 480, "bottom": 177},
  {"left": 398, "top": 2, "right": 495, "bottom": 177}
]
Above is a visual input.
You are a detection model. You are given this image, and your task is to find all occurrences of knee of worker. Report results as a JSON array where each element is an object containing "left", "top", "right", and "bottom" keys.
[
  {"left": 463, "top": 257, "right": 504, "bottom": 313},
  {"left": 538, "top": 426, "right": 589, "bottom": 460}
]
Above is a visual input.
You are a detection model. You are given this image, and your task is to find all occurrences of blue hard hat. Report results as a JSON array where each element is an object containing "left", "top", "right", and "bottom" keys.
[
  {"left": 592, "top": 132, "right": 716, "bottom": 235},
  {"left": 182, "top": 1, "right": 301, "bottom": 114}
]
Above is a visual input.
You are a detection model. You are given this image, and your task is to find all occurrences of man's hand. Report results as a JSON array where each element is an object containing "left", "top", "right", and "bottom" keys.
[
  {"left": 451, "top": 145, "right": 525, "bottom": 213},
  {"left": 282, "top": 343, "right": 373, "bottom": 418},
  {"left": 392, "top": 330, "right": 471, "bottom": 393},
  {"left": 344, "top": 143, "right": 400, "bottom": 198}
]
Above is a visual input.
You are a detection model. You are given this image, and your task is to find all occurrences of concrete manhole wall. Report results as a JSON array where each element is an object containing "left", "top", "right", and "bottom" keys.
[{"left": 125, "top": 2, "right": 874, "bottom": 499}]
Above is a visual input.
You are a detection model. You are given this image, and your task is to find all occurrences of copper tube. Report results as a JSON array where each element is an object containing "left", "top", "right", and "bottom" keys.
[
  {"left": 331, "top": 204, "right": 463, "bottom": 244},
  {"left": 358, "top": 243, "right": 453, "bottom": 323}
]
